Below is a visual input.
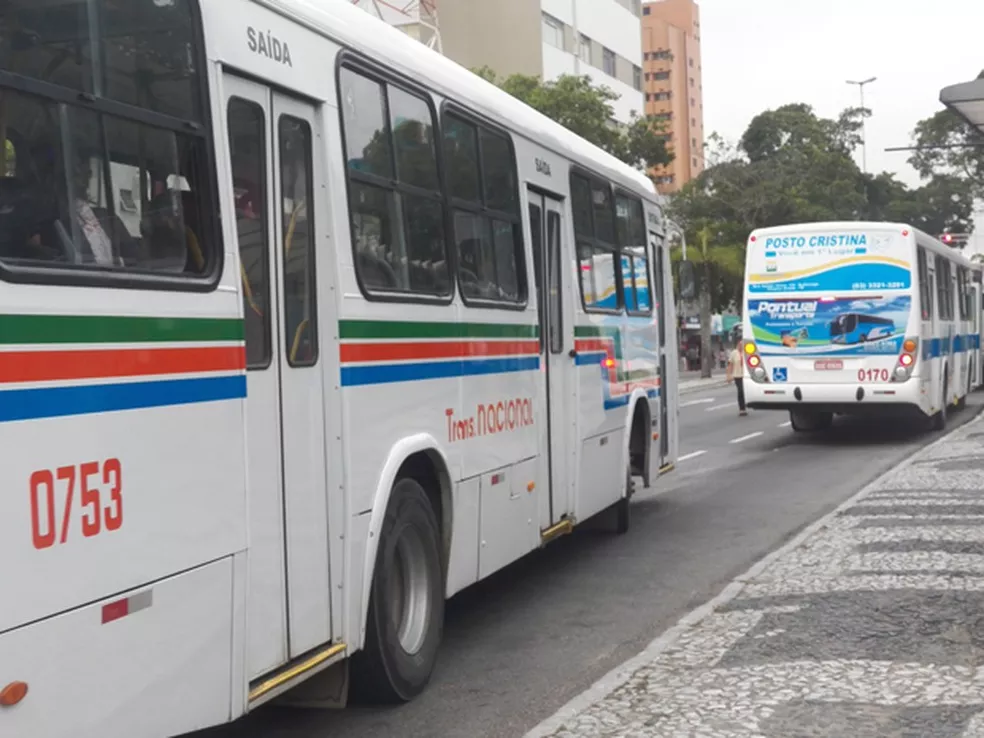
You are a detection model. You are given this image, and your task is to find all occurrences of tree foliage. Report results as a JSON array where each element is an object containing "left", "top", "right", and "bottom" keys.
[{"left": 474, "top": 67, "right": 673, "bottom": 172}]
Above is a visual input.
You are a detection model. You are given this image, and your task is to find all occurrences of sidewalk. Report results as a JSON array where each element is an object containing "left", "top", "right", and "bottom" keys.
[
  {"left": 528, "top": 411, "right": 984, "bottom": 738},
  {"left": 679, "top": 369, "right": 729, "bottom": 394}
]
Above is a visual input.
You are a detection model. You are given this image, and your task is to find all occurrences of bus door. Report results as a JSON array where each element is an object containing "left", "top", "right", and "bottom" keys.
[
  {"left": 528, "top": 189, "right": 574, "bottom": 528},
  {"left": 650, "top": 230, "right": 670, "bottom": 465},
  {"left": 224, "top": 75, "right": 332, "bottom": 678}
]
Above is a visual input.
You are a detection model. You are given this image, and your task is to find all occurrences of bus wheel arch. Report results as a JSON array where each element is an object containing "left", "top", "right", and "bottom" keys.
[{"left": 353, "top": 438, "right": 451, "bottom": 703}]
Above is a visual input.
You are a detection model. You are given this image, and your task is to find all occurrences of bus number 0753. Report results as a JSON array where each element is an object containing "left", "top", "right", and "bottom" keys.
[
  {"left": 30, "top": 458, "right": 123, "bottom": 550},
  {"left": 858, "top": 368, "right": 890, "bottom": 383}
]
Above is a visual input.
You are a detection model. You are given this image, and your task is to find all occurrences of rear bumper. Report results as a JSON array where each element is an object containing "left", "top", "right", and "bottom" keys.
[{"left": 745, "top": 378, "right": 925, "bottom": 415}]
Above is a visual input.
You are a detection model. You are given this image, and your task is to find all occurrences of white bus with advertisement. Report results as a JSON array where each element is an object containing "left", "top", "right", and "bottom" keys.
[
  {"left": 741, "top": 221, "right": 978, "bottom": 431},
  {"left": 0, "top": 1, "right": 679, "bottom": 736}
]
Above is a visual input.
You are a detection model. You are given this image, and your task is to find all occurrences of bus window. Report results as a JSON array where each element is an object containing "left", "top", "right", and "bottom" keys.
[
  {"left": 280, "top": 115, "right": 318, "bottom": 367},
  {"left": 571, "top": 171, "right": 619, "bottom": 312},
  {"left": 340, "top": 66, "right": 450, "bottom": 298},
  {"left": 442, "top": 112, "right": 525, "bottom": 305},
  {"left": 0, "top": 0, "right": 216, "bottom": 281},
  {"left": 918, "top": 248, "right": 932, "bottom": 320},
  {"left": 615, "top": 193, "right": 651, "bottom": 314},
  {"left": 228, "top": 98, "right": 271, "bottom": 369}
]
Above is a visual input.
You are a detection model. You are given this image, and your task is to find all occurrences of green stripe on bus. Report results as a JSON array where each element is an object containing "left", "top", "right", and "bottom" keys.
[
  {"left": 339, "top": 320, "right": 539, "bottom": 340},
  {"left": 0, "top": 314, "right": 243, "bottom": 344}
]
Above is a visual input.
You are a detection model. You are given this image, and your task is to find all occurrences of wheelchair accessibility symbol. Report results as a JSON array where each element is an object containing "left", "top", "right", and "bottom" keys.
[{"left": 772, "top": 367, "right": 788, "bottom": 383}]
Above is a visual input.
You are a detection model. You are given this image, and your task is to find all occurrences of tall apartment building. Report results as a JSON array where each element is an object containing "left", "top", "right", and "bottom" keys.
[
  {"left": 642, "top": 0, "right": 704, "bottom": 193},
  {"left": 356, "top": 0, "right": 646, "bottom": 124}
]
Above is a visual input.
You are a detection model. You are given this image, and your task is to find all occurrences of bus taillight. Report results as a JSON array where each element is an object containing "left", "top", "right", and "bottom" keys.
[{"left": 894, "top": 337, "right": 918, "bottom": 382}]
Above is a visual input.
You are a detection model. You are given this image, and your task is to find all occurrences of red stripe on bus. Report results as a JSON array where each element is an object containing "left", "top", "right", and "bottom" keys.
[
  {"left": 0, "top": 346, "right": 245, "bottom": 384},
  {"left": 340, "top": 340, "right": 540, "bottom": 363}
]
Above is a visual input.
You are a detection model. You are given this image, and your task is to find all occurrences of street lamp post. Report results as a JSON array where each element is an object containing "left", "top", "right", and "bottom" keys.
[{"left": 846, "top": 76, "right": 877, "bottom": 174}]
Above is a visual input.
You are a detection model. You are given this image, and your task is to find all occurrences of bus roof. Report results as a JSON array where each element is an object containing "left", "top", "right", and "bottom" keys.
[
  {"left": 250, "top": 0, "right": 658, "bottom": 202},
  {"left": 748, "top": 221, "right": 973, "bottom": 266}
]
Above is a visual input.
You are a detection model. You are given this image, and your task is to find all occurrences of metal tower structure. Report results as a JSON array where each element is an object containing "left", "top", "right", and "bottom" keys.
[{"left": 350, "top": 0, "right": 443, "bottom": 54}]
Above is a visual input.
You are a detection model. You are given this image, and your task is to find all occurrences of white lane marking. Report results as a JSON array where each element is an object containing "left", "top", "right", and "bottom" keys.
[
  {"left": 706, "top": 403, "right": 733, "bottom": 412},
  {"left": 678, "top": 450, "right": 707, "bottom": 462},
  {"left": 730, "top": 431, "right": 764, "bottom": 444},
  {"left": 681, "top": 398, "right": 715, "bottom": 408},
  {"left": 778, "top": 421, "right": 792, "bottom": 428}
]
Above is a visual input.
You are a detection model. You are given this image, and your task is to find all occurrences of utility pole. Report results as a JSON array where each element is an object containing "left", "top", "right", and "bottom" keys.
[{"left": 846, "top": 77, "right": 877, "bottom": 174}]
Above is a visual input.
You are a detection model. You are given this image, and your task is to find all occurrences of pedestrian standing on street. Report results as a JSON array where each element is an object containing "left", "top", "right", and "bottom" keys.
[{"left": 726, "top": 339, "right": 747, "bottom": 416}]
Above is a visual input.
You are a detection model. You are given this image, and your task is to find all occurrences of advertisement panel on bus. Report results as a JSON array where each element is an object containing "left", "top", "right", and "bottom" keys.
[{"left": 743, "top": 225, "right": 915, "bottom": 386}]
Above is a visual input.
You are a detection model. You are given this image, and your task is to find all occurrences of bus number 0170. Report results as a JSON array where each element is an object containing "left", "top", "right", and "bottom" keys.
[
  {"left": 858, "top": 368, "right": 890, "bottom": 383},
  {"left": 30, "top": 459, "right": 123, "bottom": 550}
]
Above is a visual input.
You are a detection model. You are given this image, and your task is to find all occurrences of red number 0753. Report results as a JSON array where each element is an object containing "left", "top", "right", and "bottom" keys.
[{"left": 30, "top": 458, "right": 122, "bottom": 550}]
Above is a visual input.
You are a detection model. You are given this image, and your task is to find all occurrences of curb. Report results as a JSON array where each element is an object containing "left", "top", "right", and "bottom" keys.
[{"left": 523, "top": 405, "right": 984, "bottom": 738}]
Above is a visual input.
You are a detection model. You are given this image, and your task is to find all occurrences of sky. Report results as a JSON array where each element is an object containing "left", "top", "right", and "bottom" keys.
[{"left": 699, "top": 0, "right": 983, "bottom": 189}]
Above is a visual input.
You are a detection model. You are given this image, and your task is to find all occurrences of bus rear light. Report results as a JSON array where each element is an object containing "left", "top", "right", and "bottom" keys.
[
  {"left": 748, "top": 355, "right": 761, "bottom": 368},
  {"left": 903, "top": 338, "right": 918, "bottom": 353},
  {"left": 603, "top": 358, "right": 615, "bottom": 368},
  {"left": 900, "top": 353, "right": 914, "bottom": 367},
  {"left": 0, "top": 681, "right": 27, "bottom": 707},
  {"left": 743, "top": 341, "right": 757, "bottom": 355}
]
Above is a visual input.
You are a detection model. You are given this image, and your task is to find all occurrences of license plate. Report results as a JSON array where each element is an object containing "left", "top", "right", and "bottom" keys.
[{"left": 815, "top": 359, "right": 843, "bottom": 370}]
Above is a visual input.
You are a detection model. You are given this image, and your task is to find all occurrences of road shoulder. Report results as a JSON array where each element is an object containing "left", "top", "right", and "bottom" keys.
[{"left": 526, "top": 406, "right": 984, "bottom": 738}]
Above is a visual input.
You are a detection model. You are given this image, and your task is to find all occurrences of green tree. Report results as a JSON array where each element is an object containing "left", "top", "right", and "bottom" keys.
[{"left": 475, "top": 67, "right": 673, "bottom": 172}]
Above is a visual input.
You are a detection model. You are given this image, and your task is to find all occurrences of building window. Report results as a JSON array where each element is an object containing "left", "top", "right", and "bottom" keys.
[
  {"left": 579, "top": 34, "right": 592, "bottom": 63},
  {"left": 645, "top": 93, "right": 651, "bottom": 102},
  {"left": 602, "top": 47, "right": 616, "bottom": 76},
  {"left": 691, "top": 117, "right": 696, "bottom": 127},
  {"left": 654, "top": 71, "right": 670, "bottom": 80},
  {"left": 653, "top": 50, "right": 672, "bottom": 60},
  {"left": 542, "top": 12, "right": 564, "bottom": 49},
  {"left": 633, "top": 65, "right": 642, "bottom": 91},
  {"left": 692, "top": 157, "right": 698, "bottom": 168},
  {"left": 690, "top": 77, "right": 695, "bottom": 87},
  {"left": 643, "top": 5, "right": 651, "bottom": 14},
  {"left": 691, "top": 97, "right": 696, "bottom": 107},
  {"left": 692, "top": 137, "right": 697, "bottom": 147},
  {"left": 643, "top": 51, "right": 650, "bottom": 61},
  {"left": 655, "top": 112, "right": 672, "bottom": 121},
  {"left": 689, "top": 57, "right": 694, "bottom": 67},
  {"left": 655, "top": 91, "right": 671, "bottom": 101},
  {"left": 656, "top": 175, "right": 674, "bottom": 185}
]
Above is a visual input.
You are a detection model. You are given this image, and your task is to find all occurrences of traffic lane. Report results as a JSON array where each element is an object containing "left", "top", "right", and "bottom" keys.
[
  {"left": 677, "top": 396, "right": 984, "bottom": 479},
  {"left": 194, "top": 399, "right": 983, "bottom": 738}
]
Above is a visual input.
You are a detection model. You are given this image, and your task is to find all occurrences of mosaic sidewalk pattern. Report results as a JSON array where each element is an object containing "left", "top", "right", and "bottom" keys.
[{"left": 528, "top": 419, "right": 984, "bottom": 738}]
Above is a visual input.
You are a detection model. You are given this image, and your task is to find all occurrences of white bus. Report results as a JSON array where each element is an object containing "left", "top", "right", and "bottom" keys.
[
  {"left": 741, "top": 221, "right": 976, "bottom": 431},
  {"left": 0, "top": 1, "right": 679, "bottom": 736}
]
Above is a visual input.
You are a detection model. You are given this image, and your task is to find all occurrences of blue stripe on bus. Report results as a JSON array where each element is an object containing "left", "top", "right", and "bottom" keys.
[
  {"left": 340, "top": 356, "right": 541, "bottom": 387},
  {"left": 0, "top": 375, "right": 246, "bottom": 423},
  {"left": 922, "top": 334, "right": 981, "bottom": 359}
]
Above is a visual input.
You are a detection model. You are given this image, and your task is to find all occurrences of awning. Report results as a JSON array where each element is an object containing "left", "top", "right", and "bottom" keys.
[{"left": 940, "top": 77, "right": 984, "bottom": 135}]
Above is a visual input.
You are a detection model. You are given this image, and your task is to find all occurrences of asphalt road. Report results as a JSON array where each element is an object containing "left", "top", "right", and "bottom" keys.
[{"left": 196, "top": 384, "right": 984, "bottom": 738}]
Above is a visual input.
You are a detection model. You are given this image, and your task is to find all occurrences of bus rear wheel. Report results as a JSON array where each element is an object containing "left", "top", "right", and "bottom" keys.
[
  {"left": 932, "top": 371, "right": 949, "bottom": 431},
  {"left": 350, "top": 477, "right": 444, "bottom": 704},
  {"left": 789, "top": 409, "right": 833, "bottom": 432}
]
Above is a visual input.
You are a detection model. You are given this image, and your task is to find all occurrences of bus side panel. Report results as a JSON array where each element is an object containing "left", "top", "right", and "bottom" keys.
[
  {"left": 0, "top": 557, "right": 235, "bottom": 738},
  {"left": 0, "top": 389, "right": 247, "bottom": 635}
]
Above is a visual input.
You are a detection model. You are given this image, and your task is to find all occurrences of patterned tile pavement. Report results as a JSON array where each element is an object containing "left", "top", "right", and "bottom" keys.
[{"left": 526, "top": 417, "right": 984, "bottom": 738}]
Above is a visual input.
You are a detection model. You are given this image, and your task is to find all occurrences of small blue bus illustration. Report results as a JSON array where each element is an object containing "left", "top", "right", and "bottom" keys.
[{"left": 830, "top": 313, "right": 895, "bottom": 344}]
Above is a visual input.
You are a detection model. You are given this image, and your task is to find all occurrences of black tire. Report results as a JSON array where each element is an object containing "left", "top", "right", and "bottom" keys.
[
  {"left": 350, "top": 477, "right": 444, "bottom": 704},
  {"left": 789, "top": 409, "right": 832, "bottom": 432},
  {"left": 933, "top": 371, "right": 948, "bottom": 431},
  {"left": 614, "top": 467, "right": 631, "bottom": 535}
]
